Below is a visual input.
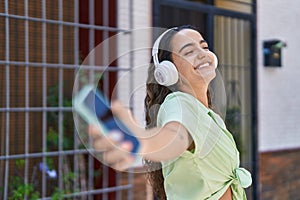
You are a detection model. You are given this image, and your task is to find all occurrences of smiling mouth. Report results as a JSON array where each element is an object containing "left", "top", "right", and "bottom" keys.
[{"left": 194, "top": 63, "right": 209, "bottom": 70}]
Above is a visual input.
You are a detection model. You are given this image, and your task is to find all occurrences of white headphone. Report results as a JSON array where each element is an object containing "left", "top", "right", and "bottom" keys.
[
  {"left": 152, "top": 28, "right": 179, "bottom": 86},
  {"left": 152, "top": 28, "right": 218, "bottom": 86}
]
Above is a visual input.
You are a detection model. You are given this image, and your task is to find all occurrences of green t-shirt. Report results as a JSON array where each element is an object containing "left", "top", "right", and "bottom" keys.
[{"left": 157, "top": 92, "right": 252, "bottom": 200}]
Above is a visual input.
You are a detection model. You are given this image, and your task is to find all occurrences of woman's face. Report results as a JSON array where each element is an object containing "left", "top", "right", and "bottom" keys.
[{"left": 171, "top": 29, "right": 216, "bottom": 88}]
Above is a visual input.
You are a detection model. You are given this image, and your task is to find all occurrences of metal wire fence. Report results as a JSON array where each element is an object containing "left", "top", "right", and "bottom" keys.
[{"left": 0, "top": 0, "right": 136, "bottom": 199}]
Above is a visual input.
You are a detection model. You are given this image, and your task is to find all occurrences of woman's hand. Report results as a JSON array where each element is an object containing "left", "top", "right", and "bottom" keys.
[
  {"left": 88, "top": 125, "right": 136, "bottom": 171},
  {"left": 87, "top": 100, "right": 142, "bottom": 171}
]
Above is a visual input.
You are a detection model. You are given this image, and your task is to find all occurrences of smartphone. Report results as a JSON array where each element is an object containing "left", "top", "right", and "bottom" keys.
[{"left": 73, "top": 85, "right": 140, "bottom": 154}]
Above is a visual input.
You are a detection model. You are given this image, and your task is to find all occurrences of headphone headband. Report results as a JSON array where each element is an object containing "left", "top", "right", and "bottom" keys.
[{"left": 152, "top": 28, "right": 177, "bottom": 67}]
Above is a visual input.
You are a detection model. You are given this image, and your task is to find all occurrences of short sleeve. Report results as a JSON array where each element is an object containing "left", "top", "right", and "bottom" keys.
[{"left": 157, "top": 92, "right": 212, "bottom": 153}]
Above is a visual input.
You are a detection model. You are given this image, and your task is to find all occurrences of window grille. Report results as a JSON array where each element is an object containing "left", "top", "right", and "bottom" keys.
[{"left": 0, "top": 0, "right": 135, "bottom": 199}]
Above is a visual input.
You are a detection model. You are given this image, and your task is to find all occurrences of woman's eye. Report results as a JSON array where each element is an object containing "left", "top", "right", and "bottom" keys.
[
  {"left": 185, "top": 50, "right": 194, "bottom": 55},
  {"left": 203, "top": 46, "right": 209, "bottom": 50}
]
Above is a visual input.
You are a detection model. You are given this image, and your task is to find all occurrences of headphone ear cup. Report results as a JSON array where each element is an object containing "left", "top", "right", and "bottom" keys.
[{"left": 154, "top": 60, "right": 179, "bottom": 86}]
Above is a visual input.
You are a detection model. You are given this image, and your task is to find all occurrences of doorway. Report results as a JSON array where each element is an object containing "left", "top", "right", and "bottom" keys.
[{"left": 153, "top": 0, "right": 257, "bottom": 199}]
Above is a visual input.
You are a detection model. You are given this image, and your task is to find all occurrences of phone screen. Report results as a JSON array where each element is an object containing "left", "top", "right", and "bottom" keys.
[{"left": 81, "top": 89, "right": 140, "bottom": 154}]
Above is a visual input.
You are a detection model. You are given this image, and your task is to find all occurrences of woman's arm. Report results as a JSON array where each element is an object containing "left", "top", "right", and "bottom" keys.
[
  {"left": 88, "top": 100, "right": 193, "bottom": 170},
  {"left": 139, "top": 121, "right": 192, "bottom": 162},
  {"left": 111, "top": 100, "right": 193, "bottom": 161}
]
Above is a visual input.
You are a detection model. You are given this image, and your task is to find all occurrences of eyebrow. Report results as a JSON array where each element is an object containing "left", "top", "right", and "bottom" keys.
[{"left": 178, "top": 39, "right": 208, "bottom": 53}]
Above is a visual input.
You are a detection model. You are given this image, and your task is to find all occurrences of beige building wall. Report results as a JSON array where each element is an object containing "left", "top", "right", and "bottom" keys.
[
  {"left": 257, "top": 0, "right": 300, "bottom": 151},
  {"left": 117, "top": 0, "right": 152, "bottom": 125},
  {"left": 117, "top": 3, "right": 153, "bottom": 199}
]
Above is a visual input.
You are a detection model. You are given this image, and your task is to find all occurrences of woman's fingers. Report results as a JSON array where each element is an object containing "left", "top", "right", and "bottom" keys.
[
  {"left": 111, "top": 156, "right": 135, "bottom": 172},
  {"left": 92, "top": 137, "right": 111, "bottom": 152},
  {"left": 88, "top": 125, "right": 112, "bottom": 151},
  {"left": 104, "top": 146, "right": 135, "bottom": 172},
  {"left": 88, "top": 125, "right": 103, "bottom": 139},
  {"left": 87, "top": 124, "right": 135, "bottom": 170},
  {"left": 102, "top": 141, "right": 133, "bottom": 163},
  {"left": 110, "top": 101, "right": 140, "bottom": 133},
  {"left": 102, "top": 142, "right": 135, "bottom": 171},
  {"left": 110, "top": 100, "right": 131, "bottom": 120}
]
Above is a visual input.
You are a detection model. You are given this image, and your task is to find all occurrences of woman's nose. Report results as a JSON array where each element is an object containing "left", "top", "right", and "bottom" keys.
[{"left": 196, "top": 48, "right": 208, "bottom": 60}]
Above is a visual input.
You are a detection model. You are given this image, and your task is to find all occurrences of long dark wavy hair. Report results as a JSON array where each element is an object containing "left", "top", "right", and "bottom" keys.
[{"left": 144, "top": 25, "right": 212, "bottom": 200}]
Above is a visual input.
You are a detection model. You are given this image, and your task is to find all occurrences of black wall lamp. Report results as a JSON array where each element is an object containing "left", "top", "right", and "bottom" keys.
[{"left": 263, "top": 39, "right": 287, "bottom": 67}]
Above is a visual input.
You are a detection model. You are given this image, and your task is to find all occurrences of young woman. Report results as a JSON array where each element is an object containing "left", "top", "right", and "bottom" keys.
[{"left": 88, "top": 25, "right": 252, "bottom": 199}]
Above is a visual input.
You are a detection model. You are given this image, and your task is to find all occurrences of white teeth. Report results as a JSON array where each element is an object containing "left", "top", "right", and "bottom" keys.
[
  {"left": 200, "top": 63, "right": 209, "bottom": 68},
  {"left": 196, "top": 63, "right": 209, "bottom": 69}
]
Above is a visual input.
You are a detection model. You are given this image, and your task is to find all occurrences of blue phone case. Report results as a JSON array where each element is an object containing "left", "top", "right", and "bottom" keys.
[{"left": 74, "top": 85, "right": 140, "bottom": 154}]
